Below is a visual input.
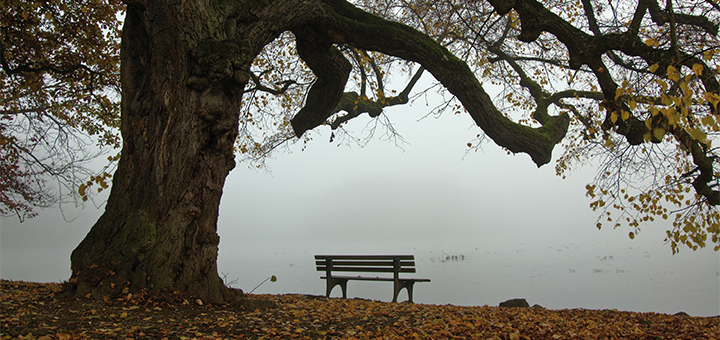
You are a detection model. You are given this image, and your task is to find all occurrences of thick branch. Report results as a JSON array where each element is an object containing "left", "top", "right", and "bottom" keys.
[
  {"left": 647, "top": 0, "right": 719, "bottom": 35},
  {"left": 289, "top": 27, "right": 352, "bottom": 137},
  {"left": 486, "top": 0, "right": 719, "bottom": 204},
  {"left": 580, "top": 0, "right": 601, "bottom": 35},
  {"left": 293, "top": 0, "right": 569, "bottom": 166},
  {"left": 673, "top": 127, "right": 720, "bottom": 205}
]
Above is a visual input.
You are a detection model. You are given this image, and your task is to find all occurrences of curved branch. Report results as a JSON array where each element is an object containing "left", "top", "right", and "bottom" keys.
[
  {"left": 345, "top": 47, "right": 369, "bottom": 97},
  {"left": 289, "top": 27, "right": 352, "bottom": 137},
  {"left": 293, "top": 0, "right": 570, "bottom": 166},
  {"left": 486, "top": 42, "right": 602, "bottom": 128},
  {"left": 360, "top": 49, "right": 385, "bottom": 95},
  {"left": 646, "top": 0, "right": 719, "bottom": 35},
  {"left": 0, "top": 40, "right": 92, "bottom": 77}
]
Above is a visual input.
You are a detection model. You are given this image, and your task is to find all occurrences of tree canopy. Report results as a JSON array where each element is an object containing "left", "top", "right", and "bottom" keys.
[
  {"left": 1, "top": 0, "right": 123, "bottom": 220},
  {"left": 2, "top": 0, "right": 719, "bottom": 259},
  {"left": 236, "top": 0, "right": 720, "bottom": 253}
]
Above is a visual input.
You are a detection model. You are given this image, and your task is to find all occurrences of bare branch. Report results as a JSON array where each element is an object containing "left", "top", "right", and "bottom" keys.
[
  {"left": 245, "top": 72, "right": 296, "bottom": 95},
  {"left": 330, "top": 66, "right": 425, "bottom": 129}
]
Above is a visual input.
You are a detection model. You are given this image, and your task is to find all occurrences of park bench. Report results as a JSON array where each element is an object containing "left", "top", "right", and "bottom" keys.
[{"left": 314, "top": 255, "right": 430, "bottom": 303}]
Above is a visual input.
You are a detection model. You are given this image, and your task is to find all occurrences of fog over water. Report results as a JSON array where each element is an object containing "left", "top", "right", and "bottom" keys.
[{"left": 2, "top": 92, "right": 719, "bottom": 316}]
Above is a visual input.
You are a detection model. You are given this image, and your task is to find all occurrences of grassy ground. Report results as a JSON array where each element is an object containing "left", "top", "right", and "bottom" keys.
[{"left": 1, "top": 280, "right": 718, "bottom": 339}]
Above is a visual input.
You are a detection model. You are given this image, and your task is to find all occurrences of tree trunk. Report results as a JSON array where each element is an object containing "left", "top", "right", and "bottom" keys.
[{"left": 67, "top": 0, "right": 295, "bottom": 303}]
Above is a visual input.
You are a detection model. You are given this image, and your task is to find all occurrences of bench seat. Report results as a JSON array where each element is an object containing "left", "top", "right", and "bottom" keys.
[{"left": 315, "top": 255, "right": 430, "bottom": 303}]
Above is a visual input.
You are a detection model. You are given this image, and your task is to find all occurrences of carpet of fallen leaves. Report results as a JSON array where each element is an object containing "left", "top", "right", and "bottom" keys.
[{"left": 2, "top": 280, "right": 719, "bottom": 339}]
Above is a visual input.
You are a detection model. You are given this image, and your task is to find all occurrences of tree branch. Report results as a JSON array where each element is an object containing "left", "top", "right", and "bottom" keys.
[
  {"left": 646, "top": 0, "right": 719, "bottom": 36},
  {"left": 330, "top": 66, "right": 425, "bottom": 129},
  {"left": 292, "top": 0, "right": 570, "bottom": 166},
  {"left": 289, "top": 26, "right": 352, "bottom": 137},
  {"left": 580, "top": 0, "right": 601, "bottom": 35},
  {"left": 245, "top": 72, "right": 296, "bottom": 95},
  {"left": 485, "top": 0, "right": 719, "bottom": 205},
  {"left": 0, "top": 106, "right": 51, "bottom": 115}
]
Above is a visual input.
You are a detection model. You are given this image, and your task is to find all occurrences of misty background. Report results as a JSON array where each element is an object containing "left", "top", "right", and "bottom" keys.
[{"left": 2, "top": 80, "right": 719, "bottom": 316}]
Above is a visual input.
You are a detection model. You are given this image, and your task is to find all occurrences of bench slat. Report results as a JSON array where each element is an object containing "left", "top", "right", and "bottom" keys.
[
  {"left": 321, "top": 276, "right": 431, "bottom": 282},
  {"left": 315, "top": 260, "right": 415, "bottom": 267},
  {"left": 315, "top": 255, "right": 414, "bottom": 260},
  {"left": 321, "top": 276, "right": 395, "bottom": 281},
  {"left": 316, "top": 266, "right": 416, "bottom": 273}
]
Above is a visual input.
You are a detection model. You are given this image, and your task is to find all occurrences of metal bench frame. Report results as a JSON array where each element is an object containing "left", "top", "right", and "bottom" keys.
[{"left": 315, "top": 255, "right": 430, "bottom": 303}]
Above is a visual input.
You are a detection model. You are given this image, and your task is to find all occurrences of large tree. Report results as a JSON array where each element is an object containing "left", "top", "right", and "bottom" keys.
[{"left": 3, "top": 0, "right": 718, "bottom": 303}]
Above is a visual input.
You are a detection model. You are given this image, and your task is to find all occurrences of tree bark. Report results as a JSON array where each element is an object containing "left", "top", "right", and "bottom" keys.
[
  {"left": 67, "top": 0, "right": 267, "bottom": 303},
  {"left": 67, "top": 0, "right": 570, "bottom": 303}
]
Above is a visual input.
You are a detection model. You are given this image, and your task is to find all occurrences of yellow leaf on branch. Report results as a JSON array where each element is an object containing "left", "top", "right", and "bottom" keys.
[
  {"left": 701, "top": 115, "right": 716, "bottom": 127},
  {"left": 667, "top": 65, "right": 680, "bottom": 82},
  {"left": 687, "top": 127, "right": 707, "bottom": 143},
  {"left": 705, "top": 91, "right": 720, "bottom": 109},
  {"left": 615, "top": 88, "right": 623, "bottom": 100},
  {"left": 693, "top": 63, "right": 704, "bottom": 76},
  {"left": 653, "top": 127, "right": 666, "bottom": 141},
  {"left": 704, "top": 48, "right": 715, "bottom": 60},
  {"left": 650, "top": 106, "right": 659, "bottom": 117}
]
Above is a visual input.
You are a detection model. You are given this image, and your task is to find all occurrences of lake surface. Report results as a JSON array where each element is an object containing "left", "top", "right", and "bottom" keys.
[
  {"left": 2, "top": 198, "right": 718, "bottom": 317},
  {"left": 218, "top": 240, "right": 719, "bottom": 317}
]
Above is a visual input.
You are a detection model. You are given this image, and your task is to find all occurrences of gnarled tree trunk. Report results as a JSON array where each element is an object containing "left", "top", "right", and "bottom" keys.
[{"left": 67, "top": 0, "right": 290, "bottom": 303}]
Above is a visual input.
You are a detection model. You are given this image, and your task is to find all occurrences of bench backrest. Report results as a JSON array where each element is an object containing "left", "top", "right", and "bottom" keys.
[{"left": 315, "top": 255, "right": 417, "bottom": 276}]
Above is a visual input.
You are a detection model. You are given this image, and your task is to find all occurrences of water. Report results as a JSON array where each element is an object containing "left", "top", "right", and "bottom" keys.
[
  {"left": 217, "top": 240, "right": 719, "bottom": 316},
  {"left": 1, "top": 196, "right": 718, "bottom": 317}
]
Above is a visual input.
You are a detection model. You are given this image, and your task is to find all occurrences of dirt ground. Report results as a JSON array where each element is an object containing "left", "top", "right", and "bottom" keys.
[{"left": 1, "top": 280, "right": 718, "bottom": 339}]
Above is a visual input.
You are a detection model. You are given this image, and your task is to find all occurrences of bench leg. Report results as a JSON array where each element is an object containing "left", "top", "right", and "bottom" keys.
[
  {"left": 326, "top": 278, "right": 348, "bottom": 298},
  {"left": 405, "top": 282, "right": 415, "bottom": 303},
  {"left": 393, "top": 281, "right": 416, "bottom": 303}
]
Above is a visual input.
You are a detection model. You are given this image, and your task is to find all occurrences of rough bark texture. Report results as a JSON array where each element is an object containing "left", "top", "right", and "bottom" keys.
[
  {"left": 68, "top": 1, "right": 242, "bottom": 303},
  {"left": 66, "top": 0, "right": 301, "bottom": 303},
  {"left": 68, "top": 0, "right": 570, "bottom": 303}
]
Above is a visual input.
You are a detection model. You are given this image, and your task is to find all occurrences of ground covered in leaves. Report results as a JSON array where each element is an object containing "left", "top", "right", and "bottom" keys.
[{"left": 1, "top": 280, "right": 718, "bottom": 339}]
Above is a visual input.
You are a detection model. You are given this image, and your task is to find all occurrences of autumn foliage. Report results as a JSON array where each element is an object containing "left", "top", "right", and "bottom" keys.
[
  {"left": 1, "top": 280, "right": 718, "bottom": 339},
  {"left": 0, "top": 0, "right": 123, "bottom": 220},
  {"left": 224, "top": 0, "right": 720, "bottom": 253}
]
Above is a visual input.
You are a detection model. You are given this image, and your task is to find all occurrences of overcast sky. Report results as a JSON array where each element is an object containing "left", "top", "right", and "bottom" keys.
[{"left": 2, "top": 75, "right": 719, "bottom": 316}]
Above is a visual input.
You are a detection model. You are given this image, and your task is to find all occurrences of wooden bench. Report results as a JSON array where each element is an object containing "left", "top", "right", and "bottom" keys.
[{"left": 315, "top": 255, "right": 430, "bottom": 303}]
